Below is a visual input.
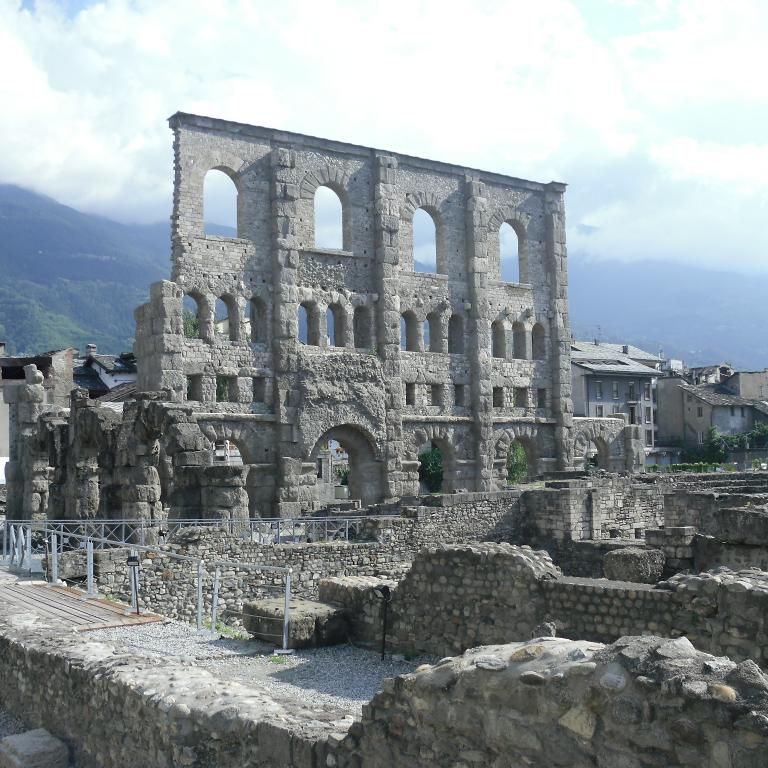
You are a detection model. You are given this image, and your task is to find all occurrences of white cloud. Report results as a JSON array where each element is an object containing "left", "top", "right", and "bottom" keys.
[{"left": 0, "top": 0, "right": 767, "bottom": 272}]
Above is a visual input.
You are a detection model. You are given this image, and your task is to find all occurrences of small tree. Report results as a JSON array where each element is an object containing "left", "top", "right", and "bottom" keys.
[
  {"left": 506, "top": 442, "right": 528, "bottom": 484},
  {"left": 418, "top": 447, "right": 443, "bottom": 492}
]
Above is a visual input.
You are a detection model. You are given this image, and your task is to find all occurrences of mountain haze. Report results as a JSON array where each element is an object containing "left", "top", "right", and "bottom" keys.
[{"left": 0, "top": 185, "right": 765, "bottom": 370}]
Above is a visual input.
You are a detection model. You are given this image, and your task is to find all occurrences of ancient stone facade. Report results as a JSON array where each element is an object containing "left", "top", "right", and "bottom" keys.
[{"left": 133, "top": 113, "right": 642, "bottom": 516}]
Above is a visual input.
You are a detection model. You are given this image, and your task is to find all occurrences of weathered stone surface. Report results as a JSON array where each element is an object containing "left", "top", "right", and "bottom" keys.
[
  {"left": 0, "top": 729, "right": 68, "bottom": 768},
  {"left": 243, "top": 597, "right": 348, "bottom": 648},
  {"left": 603, "top": 546, "right": 665, "bottom": 583}
]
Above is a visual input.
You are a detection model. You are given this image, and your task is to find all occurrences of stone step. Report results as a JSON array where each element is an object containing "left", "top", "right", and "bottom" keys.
[{"left": 0, "top": 729, "right": 69, "bottom": 768}]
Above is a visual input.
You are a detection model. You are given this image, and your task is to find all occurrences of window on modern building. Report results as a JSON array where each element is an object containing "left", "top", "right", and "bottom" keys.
[
  {"left": 492, "top": 386, "right": 504, "bottom": 408},
  {"left": 353, "top": 306, "right": 372, "bottom": 349},
  {"left": 405, "top": 382, "right": 416, "bottom": 406},
  {"left": 645, "top": 406, "right": 652, "bottom": 423},
  {"left": 612, "top": 382, "right": 620, "bottom": 399},
  {"left": 314, "top": 185, "right": 344, "bottom": 250},
  {"left": 537, "top": 388, "right": 547, "bottom": 409},
  {"left": 447, "top": 314, "right": 464, "bottom": 354},
  {"left": 454, "top": 384, "right": 465, "bottom": 407},
  {"left": 730, "top": 406, "right": 735, "bottom": 417},
  {"left": 430, "top": 384, "right": 444, "bottom": 407},
  {"left": 596, "top": 405, "right": 604, "bottom": 417},
  {"left": 741, "top": 406, "right": 745, "bottom": 417},
  {"left": 400, "top": 311, "right": 419, "bottom": 351},
  {"left": 253, "top": 377, "right": 266, "bottom": 403},
  {"left": 413, "top": 208, "right": 438, "bottom": 273},
  {"left": 686, "top": 393, "right": 693, "bottom": 402},
  {"left": 512, "top": 322, "right": 527, "bottom": 360},
  {"left": 644, "top": 382, "right": 651, "bottom": 400},
  {"left": 697, "top": 406, "right": 703, "bottom": 418},
  {"left": 531, "top": 323, "right": 546, "bottom": 360},
  {"left": 646, "top": 429, "right": 653, "bottom": 447},
  {"left": 628, "top": 383, "right": 636, "bottom": 401},
  {"left": 698, "top": 431, "right": 705, "bottom": 444},
  {"left": 186, "top": 374, "right": 203, "bottom": 402},
  {"left": 514, "top": 387, "right": 527, "bottom": 408},
  {"left": 596, "top": 380, "right": 603, "bottom": 400},
  {"left": 203, "top": 168, "right": 238, "bottom": 236},
  {"left": 249, "top": 297, "right": 267, "bottom": 344},
  {"left": 491, "top": 321, "right": 506, "bottom": 359}
]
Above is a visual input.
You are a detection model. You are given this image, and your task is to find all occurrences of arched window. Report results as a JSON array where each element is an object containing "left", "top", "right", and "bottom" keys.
[
  {"left": 513, "top": 321, "right": 528, "bottom": 360},
  {"left": 447, "top": 314, "right": 464, "bottom": 354},
  {"left": 203, "top": 169, "right": 238, "bottom": 236},
  {"left": 532, "top": 323, "right": 546, "bottom": 360},
  {"left": 400, "top": 311, "right": 419, "bottom": 352},
  {"left": 499, "top": 222, "right": 528, "bottom": 283},
  {"left": 327, "top": 304, "right": 347, "bottom": 347},
  {"left": 214, "top": 295, "right": 239, "bottom": 341},
  {"left": 249, "top": 297, "right": 267, "bottom": 344},
  {"left": 425, "top": 312, "right": 442, "bottom": 353},
  {"left": 413, "top": 208, "right": 438, "bottom": 273},
  {"left": 491, "top": 321, "right": 506, "bottom": 359},
  {"left": 182, "top": 294, "right": 204, "bottom": 339},
  {"left": 314, "top": 186, "right": 344, "bottom": 250},
  {"left": 298, "top": 302, "right": 320, "bottom": 346},
  {"left": 353, "top": 306, "right": 372, "bottom": 349}
]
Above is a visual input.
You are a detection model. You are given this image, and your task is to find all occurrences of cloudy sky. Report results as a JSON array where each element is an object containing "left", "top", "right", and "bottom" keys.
[{"left": 2, "top": 0, "right": 767, "bottom": 273}]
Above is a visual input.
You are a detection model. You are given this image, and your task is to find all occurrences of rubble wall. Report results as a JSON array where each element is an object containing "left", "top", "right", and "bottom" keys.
[{"left": 333, "top": 635, "right": 768, "bottom": 768}]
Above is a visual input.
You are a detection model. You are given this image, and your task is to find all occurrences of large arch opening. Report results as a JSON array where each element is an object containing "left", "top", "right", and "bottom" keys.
[
  {"left": 327, "top": 303, "right": 347, "bottom": 347},
  {"left": 401, "top": 310, "right": 419, "bottom": 351},
  {"left": 494, "top": 433, "right": 538, "bottom": 488},
  {"left": 314, "top": 185, "right": 344, "bottom": 250},
  {"left": 532, "top": 322, "right": 546, "bottom": 360},
  {"left": 416, "top": 436, "right": 457, "bottom": 494},
  {"left": 204, "top": 168, "right": 239, "bottom": 236},
  {"left": 499, "top": 220, "right": 528, "bottom": 283},
  {"left": 491, "top": 320, "right": 506, "bottom": 359},
  {"left": 215, "top": 295, "right": 240, "bottom": 341},
  {"left": 182, "top": 293, "right": 206, "bottom": 339},
  {"left": 413, "top": 208, "right": 438, "bottom": 273},
  {"left": 310, "top": 425, "right": 383, "bottom": 508},
  {"left": 575, "top": 435, "right": 611, "bottom": 471}
]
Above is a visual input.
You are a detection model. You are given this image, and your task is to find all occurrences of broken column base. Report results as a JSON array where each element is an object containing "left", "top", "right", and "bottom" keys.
[
  {"left": 0, "top": 728, "right": 69, "bottom": 768},
  {"left": 242, "top": 597, "right": 348, "bottom": 649}
]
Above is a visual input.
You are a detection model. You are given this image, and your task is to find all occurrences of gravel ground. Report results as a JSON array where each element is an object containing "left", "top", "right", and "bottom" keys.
[{"left": 87, "top": 621, "right": 432, "bottom": 715}]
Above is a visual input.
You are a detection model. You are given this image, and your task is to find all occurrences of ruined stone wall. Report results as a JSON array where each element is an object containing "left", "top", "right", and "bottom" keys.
[
  {"left": 323, "top": 544, "right": 768, "bottom": 667},
  {"left": 333, "top": 635, "right": 768, "bottom": 768}
]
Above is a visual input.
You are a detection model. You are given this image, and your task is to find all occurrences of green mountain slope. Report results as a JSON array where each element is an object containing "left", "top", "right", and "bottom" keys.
[{"left": 0, "top": 184, "right": 170, "bottom": 355}]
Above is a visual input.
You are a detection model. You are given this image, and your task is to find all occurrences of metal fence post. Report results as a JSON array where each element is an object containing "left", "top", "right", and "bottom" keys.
[
  {"left": 25, "top": 525, "right": 32, "bottom": 575},
  {"left": 50, "top": 534, "right": 58, "bottom": 585},
  {"left": 86, "top": 538, "right": 96, "bottom": 597},
  {"left": 10, "top": 525, "right": 17, "bottom": 567},
  {"left": 196, "top": 560, "right": 204, "bottom": 631},
  {"left": 282, "top": 568, "right": 292, "bottom": 651},
  {"left": 211, "top": 566, "right": 221, "bottom": 631},
  {"left": 2, "top": 522, "right": 7, "bottom": 563}
]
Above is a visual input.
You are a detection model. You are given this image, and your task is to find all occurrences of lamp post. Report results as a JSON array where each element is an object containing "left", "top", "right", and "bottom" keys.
[
  {"left": 372, "top": 584, "right": 392, "bottom": 661},
  {"left": 127, "top": 552, "right": 140, "bottom": 616}
]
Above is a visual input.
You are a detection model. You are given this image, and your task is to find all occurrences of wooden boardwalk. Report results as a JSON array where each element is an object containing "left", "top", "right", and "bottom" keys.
[{"left": 0, "top": 581, "right": 163, "bottom": 631}]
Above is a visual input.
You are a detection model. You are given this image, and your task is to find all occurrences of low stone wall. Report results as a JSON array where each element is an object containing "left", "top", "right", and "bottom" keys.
[
  {"left": 322, "top": 545, "right": 768, "bottom": 666},
  {"left": 333, "top": 635, "right": 768, "bottom": 768},
  {"left": 0, "top": 615, "right": 334, "bottom": 768}
]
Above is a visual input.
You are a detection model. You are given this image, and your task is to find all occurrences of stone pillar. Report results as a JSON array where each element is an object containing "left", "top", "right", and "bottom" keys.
[
  {"left": 464, "top": 178, "right": 494, "bottom": 491},
  {"left": 2, "top": 364, "right": 48, "bottom": 520},
  {"left": 270, "top": 145, "right": 305, "bottom": 515},
  {"left": 544, "top": 182, "right": 574, "bottom": 470},
  {"left": 200, "top": 465, "right": 249, "bottom": 520},
  {"left": 373, "top": 154, "right": 412, "bottom": 497}
]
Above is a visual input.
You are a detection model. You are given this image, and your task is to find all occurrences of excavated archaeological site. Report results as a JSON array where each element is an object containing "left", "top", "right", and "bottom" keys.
[{"left": 1, "top": 116, "right": 768, "bottom": 767}]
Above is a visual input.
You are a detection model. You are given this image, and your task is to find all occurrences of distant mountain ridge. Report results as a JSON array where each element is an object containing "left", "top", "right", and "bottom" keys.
[{"left": 0, "top": 184, "right": 765, "bottom": 369}]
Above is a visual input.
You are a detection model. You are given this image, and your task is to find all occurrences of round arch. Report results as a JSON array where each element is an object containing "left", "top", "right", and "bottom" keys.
[
  {"left": 493, "top": 426, "right": 540, "bottom": 487},
  {"left": 573, "top": 430, "right": 611, "bottom": 470},
  {"left": 309, "top": 424, "right": 384, "bottom": 508}
]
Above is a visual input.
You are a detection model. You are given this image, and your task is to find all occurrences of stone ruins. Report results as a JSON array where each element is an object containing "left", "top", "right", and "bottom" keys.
[{"left": 2, "top": 116, "right": 767, "bottom": 767}]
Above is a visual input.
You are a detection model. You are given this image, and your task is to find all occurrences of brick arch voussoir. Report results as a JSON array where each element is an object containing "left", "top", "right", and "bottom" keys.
[
  {"left": 299, "top": 166, "right": 351, "bottom": 200},
  {"left": 488, "top": 205, "right": 532, "bottom": 239}
]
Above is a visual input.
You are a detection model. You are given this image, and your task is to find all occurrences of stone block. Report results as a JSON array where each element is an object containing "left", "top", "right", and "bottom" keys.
[
  {"left": 0, "top": 729, "right": 69, "bottom": 768},
  {"left": 242, "top": 597, "right": 349, "bottom": 649},
  {"left": 603, "top": 547, "right": 665, "bottom": 584}
]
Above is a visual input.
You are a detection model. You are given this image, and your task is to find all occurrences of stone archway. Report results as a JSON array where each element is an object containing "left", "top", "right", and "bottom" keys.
[
  {"left": 309, "top": 424, "right": 384, "bottom": 508},
  {"left": 493, "top": 425, "right": 540, "bottom": 488},
  {"left": 573, "top": 430, "right": 611, "bottom": 470},
  {"left": 411, "top": 425, "right": 462, "bottom": 494}
]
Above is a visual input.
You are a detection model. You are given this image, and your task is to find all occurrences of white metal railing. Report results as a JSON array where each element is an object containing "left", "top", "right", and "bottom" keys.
[
  {"left": 0, "top": 514, "right": 394, "bottom": 549},
  {"left": 1, "top": 524, "right": 294, "bottom": 651}
]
